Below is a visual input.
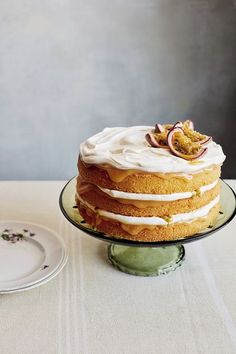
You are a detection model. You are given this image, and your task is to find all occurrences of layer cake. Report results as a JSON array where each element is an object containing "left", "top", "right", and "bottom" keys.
[{"left": 76, "top": 121, "right": 225, "bottom": 242}]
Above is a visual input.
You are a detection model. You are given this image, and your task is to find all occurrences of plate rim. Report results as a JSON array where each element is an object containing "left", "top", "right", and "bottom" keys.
[{"left": 0, "top": 252, "right": 68, "bottom": 294}]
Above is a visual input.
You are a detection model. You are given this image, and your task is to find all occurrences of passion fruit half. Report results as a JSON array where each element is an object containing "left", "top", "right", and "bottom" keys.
[{"left": 167, "top": 127, "right": 207, "bottom": 160}]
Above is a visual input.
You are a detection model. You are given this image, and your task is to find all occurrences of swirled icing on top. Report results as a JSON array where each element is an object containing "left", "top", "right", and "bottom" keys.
[{"left": 80, "top": 126, "right": 225, "bottom": 174}]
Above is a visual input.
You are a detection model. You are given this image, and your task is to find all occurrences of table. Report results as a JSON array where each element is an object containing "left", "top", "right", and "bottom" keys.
[{"left": 0, "top": 180, "right": 236, "bottom": 354}]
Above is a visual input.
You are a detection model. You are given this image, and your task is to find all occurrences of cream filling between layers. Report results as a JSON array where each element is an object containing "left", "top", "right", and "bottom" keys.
[
  {"left": 98, "top": 180, "right": 218, "bottom": 202},
  {"left": 77, "top": 195, "right": 220, "bottom": 226}
]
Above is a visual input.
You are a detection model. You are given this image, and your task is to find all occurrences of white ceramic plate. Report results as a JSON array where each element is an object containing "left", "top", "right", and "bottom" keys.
[{"left": 0, "top": 221, "right": 68, "bottom": 294}]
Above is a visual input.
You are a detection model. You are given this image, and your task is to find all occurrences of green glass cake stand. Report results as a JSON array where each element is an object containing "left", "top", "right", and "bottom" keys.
[{"left": 59, "top": 178, "right": 236, "bottom": 276}]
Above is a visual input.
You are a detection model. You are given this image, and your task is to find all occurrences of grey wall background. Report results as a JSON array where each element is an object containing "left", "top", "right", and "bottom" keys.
[{"left": 0, "top": 0, "right": 235, "bottom": 180}]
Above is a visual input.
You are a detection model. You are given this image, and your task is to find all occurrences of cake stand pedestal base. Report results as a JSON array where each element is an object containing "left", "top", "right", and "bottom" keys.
[{"left": 108, "top": 244, "right": 185, "bottom": 276}]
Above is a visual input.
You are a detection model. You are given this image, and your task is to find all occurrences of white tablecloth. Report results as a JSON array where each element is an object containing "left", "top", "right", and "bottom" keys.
[{"left": 0, "top": 180, "right": 236, "bottom": 354}]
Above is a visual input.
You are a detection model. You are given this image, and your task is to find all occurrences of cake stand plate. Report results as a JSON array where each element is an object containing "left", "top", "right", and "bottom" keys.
[{"left": 59, "top": 178, "right": 236, "bottom": 276}]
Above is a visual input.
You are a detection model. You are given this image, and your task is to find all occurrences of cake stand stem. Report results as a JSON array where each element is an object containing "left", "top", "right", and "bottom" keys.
[{"left": 108, "top": 244, "right": 185, "bottom": 276}]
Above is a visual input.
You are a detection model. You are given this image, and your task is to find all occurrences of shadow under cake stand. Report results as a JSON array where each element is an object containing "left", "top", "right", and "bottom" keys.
[{"left": 59, "top": 178, "right": 236, "bottom": 276}]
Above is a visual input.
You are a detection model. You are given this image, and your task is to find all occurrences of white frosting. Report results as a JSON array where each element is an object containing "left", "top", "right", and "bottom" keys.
[
  {"left": 98, "top": 180, "right": 218, "bottom": 202},
  {"left": 77, "top": 195, "right": 220, "bottom": 225},
  {"left": 80, "top": 126, "right": 225, "bottom": 174}
]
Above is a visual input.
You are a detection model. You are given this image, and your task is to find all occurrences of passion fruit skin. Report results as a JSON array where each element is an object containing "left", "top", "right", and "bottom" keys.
[
  {"left": 154, "top": 123, "right": 165, "bottom": 133},
  {"left": 145, "top": 132, "right": 160, "bottom": 147},
  {"left": 200, "top": 136, "right": 212, "bottom": 145}
]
